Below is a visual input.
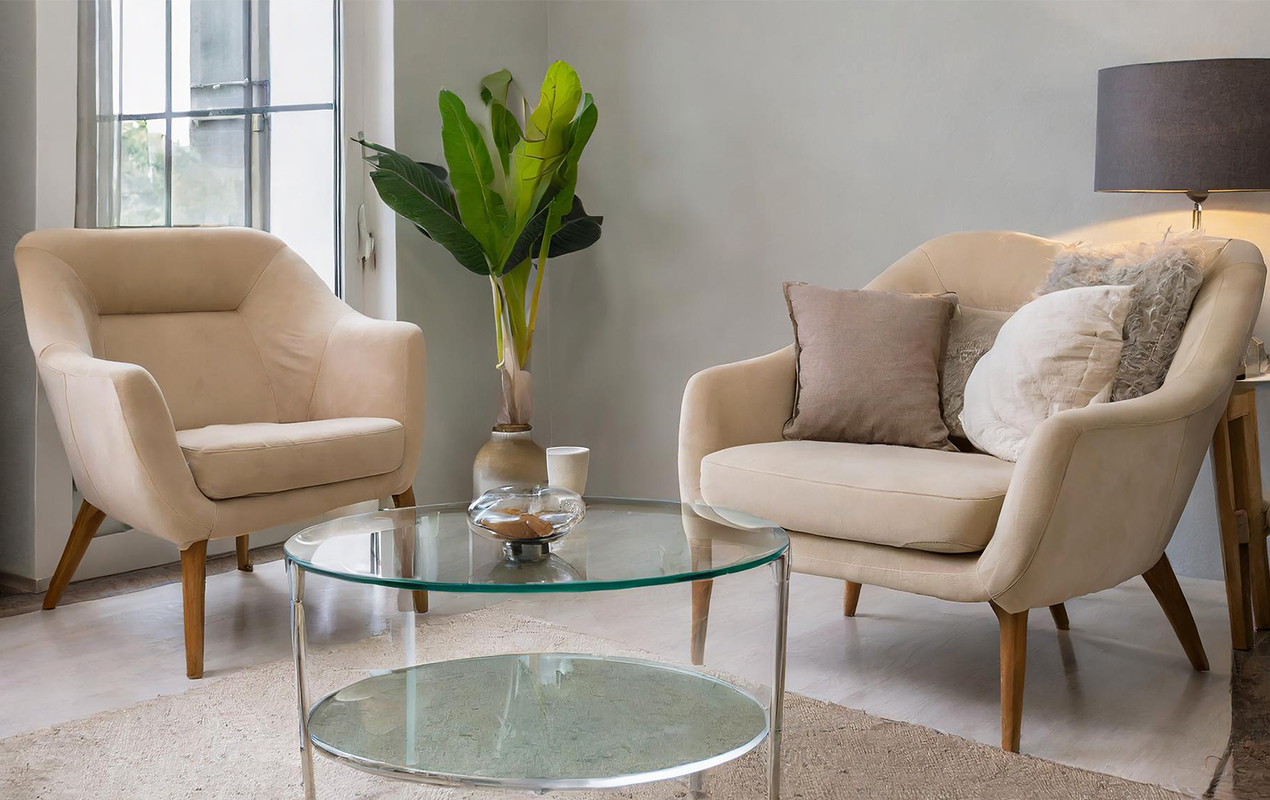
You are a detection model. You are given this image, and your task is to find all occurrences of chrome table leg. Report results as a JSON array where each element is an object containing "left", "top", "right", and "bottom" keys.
[
  {"left": 769, "top": 553, "right": 790, "bottom": 800},
  {"left": 289, "top": 561, "right": 316, "bottom": 800}
]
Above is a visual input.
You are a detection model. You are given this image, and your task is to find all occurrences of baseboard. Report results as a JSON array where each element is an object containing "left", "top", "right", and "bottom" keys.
[{"left": 0, "top": 572, "right": 46, "bottom": 595}]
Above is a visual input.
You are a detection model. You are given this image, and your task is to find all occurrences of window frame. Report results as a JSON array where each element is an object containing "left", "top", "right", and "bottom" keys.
[{"left": 116, "top": 0, "right": 343, "bottom": 296}]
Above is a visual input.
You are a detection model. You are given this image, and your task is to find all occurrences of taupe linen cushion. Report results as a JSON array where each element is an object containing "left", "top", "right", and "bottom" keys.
[
  {"left": 783, "top": 283, "right": 957, "bottom": 451},
  {"left": 1037, "top": 239, "right": 1203, "bottom": 401}
]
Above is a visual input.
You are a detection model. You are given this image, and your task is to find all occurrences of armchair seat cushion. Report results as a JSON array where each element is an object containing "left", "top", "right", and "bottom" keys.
[
  {"left": 177, "top": 418, "right": 405, "bottom": 500},
  {"left": 699, "top": 440, "right": 1013, "bottom": 553}
]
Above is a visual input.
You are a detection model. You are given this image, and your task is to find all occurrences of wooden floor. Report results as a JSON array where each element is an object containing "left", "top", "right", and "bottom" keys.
[{"left": 0, "top": 553, "right": 1264, "bottom": 798}]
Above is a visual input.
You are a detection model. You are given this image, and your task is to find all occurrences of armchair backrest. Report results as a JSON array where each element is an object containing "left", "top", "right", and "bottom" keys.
[
  {"left": 865, "top": 230, "right": 1063, "bottom": 310},
  {"left": 15, "top": 227, "right": 351, "bottom": 430}
]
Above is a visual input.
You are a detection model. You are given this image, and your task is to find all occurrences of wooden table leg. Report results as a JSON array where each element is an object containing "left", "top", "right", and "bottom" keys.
[
  {"left": 1229, "top": 385, "right": 1270, "bottom": 631},
  {"left": 1213, "top": 404, "right": 1255, "bottom": 650}
]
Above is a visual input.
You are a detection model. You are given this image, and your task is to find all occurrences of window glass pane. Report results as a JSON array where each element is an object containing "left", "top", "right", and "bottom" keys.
[
  {"left": 120, "top": 119, "right": 167, "bottom": 226},
  {"left": 119, "top": 0, "right": 167, "bottom": 115},
  {"left": 265, "top": 0, "right": 334, "bottom": 106},
  {"left": 172, "top": 0, "right": 249, "bottom": 113},
  {"left": 269, "top": 110, "right": 335, "bottom": 289},
  {"left": 172, "top": 116, "right": 246, "bottom": 225}
]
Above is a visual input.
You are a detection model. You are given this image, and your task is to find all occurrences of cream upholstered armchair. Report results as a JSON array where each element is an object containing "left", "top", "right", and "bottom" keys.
[
  {"left": 15, "top": 227, "right": 425, "bottom": 679},
  {"left": 679, "top": 231, "right": 1266, "bottom": 752}
]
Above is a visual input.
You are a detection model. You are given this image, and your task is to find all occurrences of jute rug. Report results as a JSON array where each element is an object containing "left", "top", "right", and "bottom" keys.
[{"left": 0, "top": 607, "right": 1188, "bottom": 800}]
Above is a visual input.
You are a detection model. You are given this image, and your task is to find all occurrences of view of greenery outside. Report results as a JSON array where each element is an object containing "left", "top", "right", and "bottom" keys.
[{"left": 120, "top": 120, "right": 166, "bottom": 226}]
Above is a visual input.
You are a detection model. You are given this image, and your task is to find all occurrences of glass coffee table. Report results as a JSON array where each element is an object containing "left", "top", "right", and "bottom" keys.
[{"left": 284, "top": 497, "right": 790, "bottom": 799}]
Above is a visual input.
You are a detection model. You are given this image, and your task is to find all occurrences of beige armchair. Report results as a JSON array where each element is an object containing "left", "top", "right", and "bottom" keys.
[
  {"left": 15, "top": 227, "right": 425, "bottom": 678},
  {"left": 679, "top": 231, "right": 1266, "bottom": 752}
]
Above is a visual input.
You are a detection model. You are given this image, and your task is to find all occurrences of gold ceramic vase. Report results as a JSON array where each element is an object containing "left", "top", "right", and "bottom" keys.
[{"left": 472, "top": 424, "right": 548, "bottom": 497}]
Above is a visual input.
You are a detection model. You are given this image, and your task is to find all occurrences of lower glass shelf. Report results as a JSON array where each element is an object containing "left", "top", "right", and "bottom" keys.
[{"left": 307, "top": 652, "right": 769, "bottom": 791}]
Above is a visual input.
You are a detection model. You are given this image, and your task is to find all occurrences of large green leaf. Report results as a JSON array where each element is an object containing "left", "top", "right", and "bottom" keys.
[
  {"left": 358, "top": 138, "right": 461, "bottom": 220},
  {"left": 510, "top": 62, "right": 583, "bottom": 228},
  {"left": 536, "top": 93, "right": 599, "bottom": 263},
  {"left": 479, "top": 68, "right": 512, "bottom": 107},
  {"left": 438, "top": 89, "right": 506, "bottom": 261},
  {"left": 499, "top": 200, "right": 553, "bottom": 275},
  {"left": 538, "top": 197, "right": 602, "bottom": 258},
  {"left": 368, "top": 170, "right": 488, "bottom": 275},
  {"left": 489, "top": 102, "right": 522, "bottom": 177}
]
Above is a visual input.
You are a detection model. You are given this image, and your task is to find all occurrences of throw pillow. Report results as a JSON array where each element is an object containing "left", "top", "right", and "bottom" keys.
[
  {"left": 1037, "top": 237, "right": 1203, "bottom": 401},
  {"left": 960, "top": 285, "right": 1135, "bottom": 462},
  {"left": 783, "top": 283, "right": 957, "bottom": 451},
  {"left": 942, "top": 305, "right": 1012, "bottom": 443}
]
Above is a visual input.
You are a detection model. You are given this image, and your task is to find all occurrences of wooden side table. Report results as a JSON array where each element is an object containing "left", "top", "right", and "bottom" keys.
[{"left": 1211, "top": 377, "right": 1270, "bottom": 650}]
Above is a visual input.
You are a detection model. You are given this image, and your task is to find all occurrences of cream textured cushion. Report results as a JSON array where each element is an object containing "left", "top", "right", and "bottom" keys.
[
  {"left": 961, "top": 285, "right": 1135, "bottom": 462},
  {"left": 177, "top": 418, "right": 405, "bottom": 500},
  {"left": 700, "top": 440, "right": 1014, "bottom": 553},
  {"left": 783, "top": 282, "right": 956, "bottom": 451}
]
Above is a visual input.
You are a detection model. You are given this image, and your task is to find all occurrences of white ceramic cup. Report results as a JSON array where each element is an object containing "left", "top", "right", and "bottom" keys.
[{"left": 546, "top": 446, "right": 590, "bottom": 496}]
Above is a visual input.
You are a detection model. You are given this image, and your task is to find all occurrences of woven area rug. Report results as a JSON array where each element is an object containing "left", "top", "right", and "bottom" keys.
[{"left": 0, "top": 607, "right": 1187, "bottom": 800}]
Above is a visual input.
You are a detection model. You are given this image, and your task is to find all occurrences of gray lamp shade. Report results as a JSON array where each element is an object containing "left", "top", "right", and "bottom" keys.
[{"left": 1095, "top": 58, "right": 1270, "bottom": 195}]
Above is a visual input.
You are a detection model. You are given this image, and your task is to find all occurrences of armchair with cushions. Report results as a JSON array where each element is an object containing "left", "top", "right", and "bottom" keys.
[
  {"left": 679, "top": 231, "right": 1266, "bottom": 752},
  {"left": 15, "top": 227, "right": 426, "bottom": 679}
]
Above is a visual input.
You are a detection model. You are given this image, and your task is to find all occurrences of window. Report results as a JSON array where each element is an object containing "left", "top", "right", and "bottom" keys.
[{"left": 114, "top": 0, "right": 341, "bottom": 291}]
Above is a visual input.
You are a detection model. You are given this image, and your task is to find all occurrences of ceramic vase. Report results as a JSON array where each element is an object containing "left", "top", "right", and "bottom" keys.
[{"left": 472, "top": 424, "right": 547, "bottom": 497}]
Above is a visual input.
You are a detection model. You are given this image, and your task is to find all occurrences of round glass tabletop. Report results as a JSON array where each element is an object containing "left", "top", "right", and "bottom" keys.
[{"left": 284, "top": 497, "right": 788, "bottom": 593}]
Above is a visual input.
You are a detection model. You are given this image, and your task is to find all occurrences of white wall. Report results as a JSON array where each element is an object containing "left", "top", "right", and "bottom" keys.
[{"left": 0, "top": 0, "right": 39, "bottom": 582}]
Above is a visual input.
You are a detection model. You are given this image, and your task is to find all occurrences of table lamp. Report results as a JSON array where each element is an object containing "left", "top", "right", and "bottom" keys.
[{"left": 1095, "top": 58, "right": 1270, "bottom": 229}]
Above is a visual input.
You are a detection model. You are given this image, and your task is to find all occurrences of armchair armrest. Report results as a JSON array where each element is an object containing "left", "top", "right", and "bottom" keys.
[
  {"left": 678, "top": 346, "right": 796, "bottom": 503},
  {"left": 309, "top": 312, "right": 426, "bottom": 492},
  {"left": 37, "top": 343, "right": 214, "bottom": 548}
]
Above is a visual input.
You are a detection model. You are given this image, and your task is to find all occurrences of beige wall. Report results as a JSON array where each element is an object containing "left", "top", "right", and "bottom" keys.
[{"left": 394, "top": 1, "right": 1270, "bottom": 578}]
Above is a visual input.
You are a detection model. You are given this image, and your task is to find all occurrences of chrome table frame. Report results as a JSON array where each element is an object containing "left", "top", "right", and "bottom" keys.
[{"left": 286, "top": 550, "right": 790, "bottom": 799}]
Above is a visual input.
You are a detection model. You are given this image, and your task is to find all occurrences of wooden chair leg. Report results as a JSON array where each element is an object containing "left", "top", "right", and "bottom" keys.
[
  {"left": 843, "top": 581, "right": 862, "bottom": 617},
  {"left": 1142, "top": 553, "right": 1210, "bottom": 672},
  {"left": 691, "top": 579, "right": 713, "bottom": 666},
  {"left": 42, "top": 501, "right": 106, "bottom": 610},
  {"left": 181, "top": 541, "right": 209, "bottom": 680},
  {"left": 1212, "top": 410, "right": 1255, "bottom": 649},
  {"left": 392, "top": 487, "right": 427, "bottom": 613},
  {"left": 1230, "top": 393, "right": 1270, "bottom": 631},
  {"left": 235, "top": 535, "right": 252, "bottom": 572},
  {"left": 1048, "top": 603, "right": 1069, "bottom": 630},
  {"left": 991, "top": 603, "right": 1028, "bottom": 753}
]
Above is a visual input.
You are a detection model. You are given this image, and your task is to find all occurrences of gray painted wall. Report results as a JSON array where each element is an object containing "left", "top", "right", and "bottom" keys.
[
  {"left": 394, "top": 0, "right": 550, "bottom": 504},
  {"left": 392, "top": 1, "right": 1270, "bottom": 580},
  {"left": 0, "top": 0, "right": 38, "bottom": 579}
]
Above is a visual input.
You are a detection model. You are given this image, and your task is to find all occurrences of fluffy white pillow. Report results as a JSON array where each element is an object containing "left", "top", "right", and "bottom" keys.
[{"left": 960, "top": 285, "right": 1135, "bottom": 462}]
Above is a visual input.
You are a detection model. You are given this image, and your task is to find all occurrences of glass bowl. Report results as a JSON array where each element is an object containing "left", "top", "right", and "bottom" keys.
[{"left": 467, "top": 485, "right": 586, "bottom": 560}]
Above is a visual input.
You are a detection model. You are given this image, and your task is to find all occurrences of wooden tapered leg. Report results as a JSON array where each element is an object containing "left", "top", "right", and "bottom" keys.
[
  {"left": 843, "top": 581, "right": 862, "bottom": 617},
  {"left": 991, "top": 603, "right": 1028, "bottom": 753},
  {"left": 691, "top": 580, "right": 713, "bottom": 666},
  {"left": 1229, "top": 389, "right": 1270, "bottom": 631},
  {"left": 1048, "top": 603, "right": 1069, "bottom": 630},
  {"left": 1142, "top": 553, "right": 1210, "bottom": 672},
  {"left": 392, "top": 487, "right": 427, "bottom": 613},
  {"left": 42, "top": 501, "right": 107, "bottom": 610},
  {"left": 1212, "top": 410, "right": 1254, "bottom": 650},
  {"left": 235, "top": 535, "right": 252, "bottom": 572},
  {"left": 181, "top": 540, "right": 208, "bottom": 680}
]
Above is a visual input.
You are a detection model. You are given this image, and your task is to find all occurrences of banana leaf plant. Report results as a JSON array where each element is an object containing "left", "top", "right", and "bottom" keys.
[{"left": 357, "top": 61, "right": 602, "bottom": 425}]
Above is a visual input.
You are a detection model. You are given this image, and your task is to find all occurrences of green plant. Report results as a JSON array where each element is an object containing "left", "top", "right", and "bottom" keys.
[{"left": 357, "top": 61, "right": 602, "bottom": 424}]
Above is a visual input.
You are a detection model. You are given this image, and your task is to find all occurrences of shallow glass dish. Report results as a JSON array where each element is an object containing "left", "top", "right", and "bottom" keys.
[{"left": 467, "top": 484, "right": 586, "bottom": 560}]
